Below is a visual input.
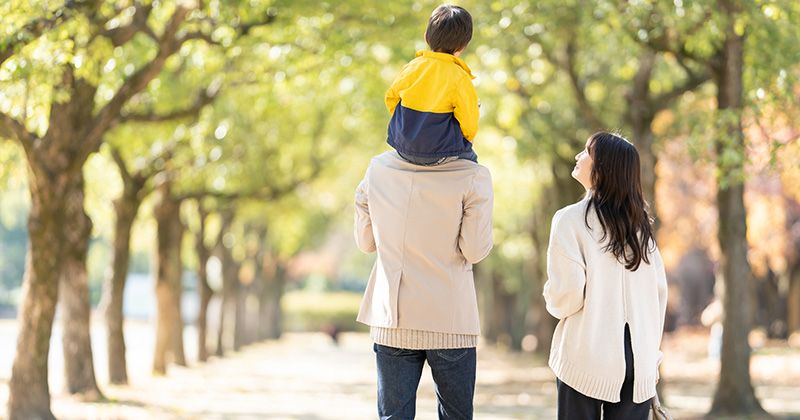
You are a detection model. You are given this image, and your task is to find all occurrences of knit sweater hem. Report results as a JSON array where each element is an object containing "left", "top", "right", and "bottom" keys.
[
  {"left": 370, "top": 327, "right": 477, "bottom": 350},
  {"left": 549, "top": 351, "right": 657, "bottom": 404}
]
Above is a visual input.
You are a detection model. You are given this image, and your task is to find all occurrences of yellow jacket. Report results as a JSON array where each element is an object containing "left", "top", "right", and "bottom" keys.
[{"left": 385, "top": 51, "right": 479, "bottom": 158}]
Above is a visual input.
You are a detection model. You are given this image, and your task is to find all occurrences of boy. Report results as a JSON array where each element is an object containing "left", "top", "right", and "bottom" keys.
[{"left": 385, "top": 4, "right": 479, "bottom": 165}]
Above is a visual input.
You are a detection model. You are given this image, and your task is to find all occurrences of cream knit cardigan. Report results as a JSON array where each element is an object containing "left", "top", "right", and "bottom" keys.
[{"left": 544, "top": 197, "right": 668, "bottom": 404}]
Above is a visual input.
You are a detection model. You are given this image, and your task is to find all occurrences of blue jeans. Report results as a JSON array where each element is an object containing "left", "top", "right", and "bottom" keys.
[{"left": 374, "top": 343, "right": 476, "bottom": 420}]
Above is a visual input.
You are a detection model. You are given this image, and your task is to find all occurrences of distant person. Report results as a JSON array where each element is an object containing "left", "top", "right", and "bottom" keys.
[
  {"left": 543, "top": 132, "right": 668, "bottom": 419},
  {"left": 323, "top": 323, "right": 341, "bottom": 345},
  {"left": 354, "top": 9, "right": 491, "bottom": 420},
  {"left": 701, "top": 296, "right": 723, "bottom": 360},
  {"left": 385, "top": 4, "right": 480, "bottom": 165}
]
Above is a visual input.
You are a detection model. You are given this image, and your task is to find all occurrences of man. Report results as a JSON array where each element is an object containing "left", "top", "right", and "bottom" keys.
[{"left": 354, "top": 149, "right": 493, "bottom": 420}]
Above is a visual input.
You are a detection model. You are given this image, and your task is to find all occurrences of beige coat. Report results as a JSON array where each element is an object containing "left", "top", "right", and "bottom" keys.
[{"left": 354, "top": 151, "right": 493, "bottom": 335}]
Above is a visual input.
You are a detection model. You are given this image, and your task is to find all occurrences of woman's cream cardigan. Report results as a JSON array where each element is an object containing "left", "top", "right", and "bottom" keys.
[{"left": 544, "top": 197, "right": 668, "bottom": 403}]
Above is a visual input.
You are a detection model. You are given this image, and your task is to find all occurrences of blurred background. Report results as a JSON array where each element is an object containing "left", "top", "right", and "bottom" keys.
[{"left": 1, "top": 0, "right": 799, "bottom": 419}]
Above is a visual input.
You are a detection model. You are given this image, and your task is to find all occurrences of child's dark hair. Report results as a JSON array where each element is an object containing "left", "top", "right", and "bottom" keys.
[{"left": 425, "top": 5, "right": 473, "bottom": 54}]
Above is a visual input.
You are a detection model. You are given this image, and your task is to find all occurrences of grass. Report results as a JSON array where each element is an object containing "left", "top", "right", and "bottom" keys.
[{"left": 282, "top": 290, "right": 367, "bottom": 332}]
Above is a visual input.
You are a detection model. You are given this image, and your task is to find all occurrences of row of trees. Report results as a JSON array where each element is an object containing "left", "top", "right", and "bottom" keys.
[
  {"left": 0, "top": 1, "right": 398, "bottom": 418},
  {"left": 1, "top": 0, "right": 799, "bottom": 419},
  {"left": 464, "top": 0, "right": 800, "bottom": 416}
]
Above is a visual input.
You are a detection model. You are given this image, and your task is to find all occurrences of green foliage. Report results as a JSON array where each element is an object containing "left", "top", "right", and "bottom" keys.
[{"left": 1, "top": 0, "right": 800, "bottom": 307}]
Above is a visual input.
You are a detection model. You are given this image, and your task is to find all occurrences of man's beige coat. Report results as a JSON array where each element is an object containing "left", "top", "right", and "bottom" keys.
[{"left": 354, "top": 151, "right": 493, "bottom": 335}]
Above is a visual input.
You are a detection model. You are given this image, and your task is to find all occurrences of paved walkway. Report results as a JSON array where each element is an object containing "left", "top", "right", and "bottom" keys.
[{"left": 1, "top": 320, "right": 799, "bottom": 419}]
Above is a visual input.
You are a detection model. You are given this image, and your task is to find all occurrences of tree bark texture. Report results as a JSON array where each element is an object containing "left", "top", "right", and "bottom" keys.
[
  {"left": 259, "top": 260, "right": 286, "bottom": 340},
  {"left": 59, "top": 173, "right": 102, "bottom": 398},
  {"left": 786, "top": 199, "right": 800, "bottom": 335},
  {"left": 789, "top": 269, "right": 800, "bottom": 335},
  {"left": 533, "top": 159, "right": 584, "bottom": 357},
  {"left": 7, "top": 71, "right": 97, "bottom": 419},
  {"left": 7, "top": 182, "right": 64, "bottom": 419},
  {"left": 234, "top": 280, "right": 248, "bottom": 351},
  {"left": 100, "top": 185, "right": 144, "bottom": 384},
  {"left": 4, "top": 5, "right": 201, "bottom": 417},
  {"left": 247, "top": 227, "right": 268, "bottom": 345},
  {"left": 216, "top": 210, "right": 238, "bottom": 356},
  {"left": 152, "top": 181, "right": 186, "bottom": 375},
  {"left": 194, "top": 206, "right": 214, "bottom": 362},
  {"left": 709, "top": 3, "right": 764, "bottom": 414},
  {"left": 626, "top": 51, "right": 658, "bottom": 218}
]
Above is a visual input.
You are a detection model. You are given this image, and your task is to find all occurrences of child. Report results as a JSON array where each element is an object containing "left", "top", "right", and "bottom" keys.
[{"left": 385, "top": 4, "right": 479, "bottom": 165}]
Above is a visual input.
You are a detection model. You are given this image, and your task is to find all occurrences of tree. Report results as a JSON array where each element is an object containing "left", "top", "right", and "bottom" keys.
[
  {"left": 190, "top": 199, "right": 215, "bottom": 362},
  {"left": 101, "top": 143, "right": 171, "bottom": 383},
  {"left": 462, "top": 0, "right": 709, "bottom": 351},
  {"left": 621, "top": 0, "right": 800, "bottom": 414},
  {"left": 709, "top": 2, "right": 761, "bottom": 412},
  {"left": 0, "top": 1, "right": 276, "bottom": 416},
  {"left": 152, "top": 175, "right": 187, "bottom": 374}
]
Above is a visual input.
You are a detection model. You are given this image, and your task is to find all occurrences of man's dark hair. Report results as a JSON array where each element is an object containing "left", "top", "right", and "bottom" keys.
[{"left": 425, "top": 5, "right": 473, "bottom": 54}]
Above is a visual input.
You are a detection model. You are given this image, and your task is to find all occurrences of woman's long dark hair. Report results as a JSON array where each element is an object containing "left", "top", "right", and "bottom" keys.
[{"left": 585, "top": 132, "right": 655, "bottom": 271}]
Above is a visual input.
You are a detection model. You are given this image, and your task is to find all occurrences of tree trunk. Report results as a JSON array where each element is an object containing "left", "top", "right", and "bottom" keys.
[
  {"left": 709, "top": 4, "right": 765, "bottom": 414},
  {"left": 4, "top": 8, "right": 198, "bottom": 415},
  {"left": 475, "top": 264, "right": 497, "bottom": 344},
  {"left": 249, "top": 227, "right": 268, "bottom": 343},
  {"left": 59, "top": 173, "right": 103, "bottom": 398},
  {"left": 99, "top": 184, "right": 143, "bottom": 384},
  {"left": 490, "top": 269, "right": 513, "bottom": 347},
  {"left": 6, "top": 172, "right": 66, "bottom": 419},
  {"left": 259, "top": 260, "right": 286, "bottom": 340},
  {"left": 531, "top": 200, "right": 555, "bottom": 356},
  {"left": 633, "top": 122, "right": 657, "bottom": 220},
  {"left": 233, "top": 221, "right": 249, "bottom": 349},
  {"left": 626, "top": 51, "right": 658, "bottom": 221},
  {"left": 533, "top": 159, "right": 583, "bottom": 357},
  {"left": 234, "top": 279, "right": 248, "bottom": 351},
  {"left": 152, "top": 181, "right": 186, "bottom": 375},
  {"left": 8, "top": 68, "right": 103, "bottom": 418},
  {"left": 216, "top": 210, "right": 238, "bottom": 355},
  {"left": 509, "top": 261, "right": 533, "bottom": 352},
  {"left": 786, "top": 199, "right": 800, "bottom": 336},
  {"left": 194, "top": 205, "right": 214, "bottom": 362},
  {"left": 789, "top": 268, "right": 800, "bottom": 335}
]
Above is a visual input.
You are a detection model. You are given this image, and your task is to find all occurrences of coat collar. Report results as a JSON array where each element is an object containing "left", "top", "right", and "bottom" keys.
[{"left": 416, "top": 50, "right": 475, "bottom": 79}]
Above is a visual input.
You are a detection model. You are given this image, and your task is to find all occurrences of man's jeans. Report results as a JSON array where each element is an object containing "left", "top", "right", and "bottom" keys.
[{"left": 374, "top": 343, "right": 476, "bottom": 420}]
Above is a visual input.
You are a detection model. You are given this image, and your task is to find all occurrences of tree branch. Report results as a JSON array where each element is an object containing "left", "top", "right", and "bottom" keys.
[
  {"left": 0, "top": 111, "right": 35, "bottom": 156},
  {"left": 236, "top": 11, "right": 278, "bottom": 36},
  {"left": 120, "top": 82, "right": 220, "bottom": 123},
  {"left": 0, "top": 111, "right": 31, "bottom": 142},
  {"left": 179, "top": 9, "right": 278, "bottom": 46},
  {"left": 650, "top": 67, "right": 710, "bottom": 110},
  {"left": 180, "top": 31, "right": 219, "bottom": 45},
  {"left": 97, "top": 2, "right": 157, "bottom": 47},
  {"left": 624, "top": 50, "right": 657, "bottom": 125},
  {"left": 615, "top": 3, "right": 710, "bottom": 63},
  {"left": 78, "top": 5, "right": 191, "bottom": 169},
  {"left": 0, "top": 0, "right": 94, "bottom": 66},
  {"left": 176, "top": 114, "right": 331, "bottom": 203},
  {"left": 108, "top": 145, "right": 134, "bottom": 183},
  {"left": 564, "top": 40, "right": 607, "bottom": 131},
  {"left": 79, "top": 5, "right": 278, "bottom": 169}
]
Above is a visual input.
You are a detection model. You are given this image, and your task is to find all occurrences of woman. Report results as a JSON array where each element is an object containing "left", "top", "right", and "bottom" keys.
[{"left": 544, "top": 132, "right": 668, "bottom": 419}]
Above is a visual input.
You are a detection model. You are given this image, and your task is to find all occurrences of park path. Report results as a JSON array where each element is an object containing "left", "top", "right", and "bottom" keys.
[{"left": 1, "top": 319, "right": 799, "bottom": 419}]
